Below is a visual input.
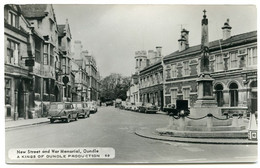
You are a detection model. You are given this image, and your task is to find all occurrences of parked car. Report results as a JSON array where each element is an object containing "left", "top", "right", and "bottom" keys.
[
  {"left": 115, "top": 99, "right": 122, "bottom": 108},
  {"left": 125, "top": 102, "right": 132, "bottom": 110},
  {"left": 86, "top": 101, "right": 98, "bottom": 113},
  {"left": 72, "top": 102, "right": 90, "bottom": 118},
  {"left": 132, "top": 102, "right": 143, "bottom": 112},
  {"left": 48, "top": 102, "right": 79, "bottom": 123},
  {"left": 105, "top": 100, "right": 114, "bottom": 106},
  {"left": 120, "top": 101, "right": 126, "bottom": 109},
  {"left": 139, "top": 103, "right": 158, "bottom": 114}
]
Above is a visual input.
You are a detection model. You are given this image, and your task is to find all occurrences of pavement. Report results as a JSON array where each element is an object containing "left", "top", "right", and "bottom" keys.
[
  {"left": 5, "top": 117, "right": 50, "bottom": 130},
  {"left": 135, "top": 128, "right": 258, "bottom": 145}
]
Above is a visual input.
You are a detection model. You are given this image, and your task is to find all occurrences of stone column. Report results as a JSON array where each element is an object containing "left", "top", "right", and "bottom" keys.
[
  {"left": 24, "top": 91, "right": 29, "bottom": 119},
  {"left": 14, "top": 90, "right": 18, "bottom": 120}
]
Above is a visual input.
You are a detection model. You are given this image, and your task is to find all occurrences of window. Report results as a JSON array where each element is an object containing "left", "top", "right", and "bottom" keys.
[
  {"left": 183, "top": 61, "right": 189, "bottom": 76},
  {"left": 171, "top": 89, "right": 177, "bottom": 105},
  {"left": 50, "top": 45, "right": 54, "bottom": 67},
  {"left": 35, "top": 39, "right": 41, "bottom": 63},
  {"left": 215, "top": 54, "right": 223, "bottom": 71},
  {"left": 215, "top": 84, "right": 224, "bottom": 107},
  {"left": 43, "top": 44, "right": 48, "bottom": 65},
  {"left": 6, "top": 39, "right": 19, "bottom": 65},
  {"left": 230, "top": 52, "right": 238, "bottom": 69},
  {"left": 5, "top": 79, "right": 11, "bottom": 105},
  {"left": 8, "top": 11, "right": 19, "bottom": 28},
  {"left": 229, "top": 83, "right": 238, "bottom": 107},
  {"left": 171, "top": 64, "right": 177, "bottom": 78},
  {"left": 183, "top": 88, "right": 190, "bottom": 107},
  {"left": 248, "top": 47, "right": 257, "bottom": 66}
]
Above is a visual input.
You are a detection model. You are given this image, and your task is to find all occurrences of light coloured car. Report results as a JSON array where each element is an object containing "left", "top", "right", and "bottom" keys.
[
  {"left": 48, "top": 102, "right": 79, "bottom": 123},
  {"left": 86, "top": 101, "right": 98, "bottom": 114},
  {"left": 72, "top": 102, "right": 90, "bottom": 118}
]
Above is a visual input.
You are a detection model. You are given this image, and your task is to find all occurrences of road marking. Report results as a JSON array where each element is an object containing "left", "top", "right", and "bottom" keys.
[{"left": 178, "top": 158, "right": 207, "bottom": 162}]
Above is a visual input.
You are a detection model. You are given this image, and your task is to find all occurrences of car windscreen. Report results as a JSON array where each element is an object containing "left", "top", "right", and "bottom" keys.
[{"left": 50, "top": 104, "right": 64, "bottom": 110}]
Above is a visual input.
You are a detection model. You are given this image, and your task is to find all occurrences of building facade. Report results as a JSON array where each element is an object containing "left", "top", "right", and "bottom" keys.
[
  {"left": 131, "top": 47, "right": 164, "bottom": 109},
  {"left": 163, "top": 17, "right": 257, "bottom": 115},
  {"left": 4, "top": 5, "right": 37, "bottom": 119}
]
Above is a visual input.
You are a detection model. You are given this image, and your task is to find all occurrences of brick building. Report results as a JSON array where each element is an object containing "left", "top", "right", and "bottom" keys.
[{"left": 164, "top": 16, "right": 257, "bottom": 115}]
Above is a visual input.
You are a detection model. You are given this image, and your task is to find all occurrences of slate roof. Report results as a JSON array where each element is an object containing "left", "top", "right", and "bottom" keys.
[
  {"left": 164, "top": 31, "right": 257, "bottom": 61},
  {"left": 20, "top": 4, "right": 47, "bottom": 18},
  {"left": 57, "top": 25, "right": 65, "bottom": 37}
]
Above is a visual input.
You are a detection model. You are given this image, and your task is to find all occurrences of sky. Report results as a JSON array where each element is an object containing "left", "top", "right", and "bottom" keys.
[{"left": 53, "top": 5, "right": 257, "bottom": 78}]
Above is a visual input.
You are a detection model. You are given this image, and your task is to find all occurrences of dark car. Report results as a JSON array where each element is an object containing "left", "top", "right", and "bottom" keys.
[
  {"left": 48, "top": 102, "right": 79, "bottom": 123},
  {"left": 139, "top": 103, "right": 158, "bottom": 114},
  {"left": 165, "top": 100, "right": 190, "bottom": 116},
  {"left": 72, "top": 102, "right": 90, "bottom": 118}
]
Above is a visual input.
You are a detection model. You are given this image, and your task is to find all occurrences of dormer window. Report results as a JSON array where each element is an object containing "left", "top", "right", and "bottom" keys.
[{"left": 8, "top": 11, "right": 19, "bottom": 28}]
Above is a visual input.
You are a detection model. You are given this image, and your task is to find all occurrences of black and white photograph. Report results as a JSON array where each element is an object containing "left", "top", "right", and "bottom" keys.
[{"left": 1, "top": 0, "right": 258, "bottom": 166}]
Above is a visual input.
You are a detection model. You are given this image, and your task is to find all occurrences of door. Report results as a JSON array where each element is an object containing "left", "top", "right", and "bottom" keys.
[{"left": 17, "top": 82, "right": 24, "bottom": 118}]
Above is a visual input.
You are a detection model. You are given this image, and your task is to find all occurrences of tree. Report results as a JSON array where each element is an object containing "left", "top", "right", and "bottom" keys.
[{"left": 100, "top": 73, "right": 130, "bottom": 102}]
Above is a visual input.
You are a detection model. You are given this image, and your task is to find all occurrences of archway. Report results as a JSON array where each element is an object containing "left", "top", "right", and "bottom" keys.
[
  {"left": 215, "top": 84, "right": 224, "bottom": 107},
  {"left": 229, "top": 82, "right": 238, "bottom": 107},
  {"left": 250, "top": 81, "right": 257, "bottom": 113}
]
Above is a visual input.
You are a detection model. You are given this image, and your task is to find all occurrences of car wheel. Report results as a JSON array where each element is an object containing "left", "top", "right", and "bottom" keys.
[
  {"left": 50, "top": 119, "right": 54, "bottom": 123},
  {"left": 66, "top": 116, "right": 71, "bottom": 123}
]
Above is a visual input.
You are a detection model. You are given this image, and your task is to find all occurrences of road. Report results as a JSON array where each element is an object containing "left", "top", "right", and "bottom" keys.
[{"left": 5, "top": 106, "right": 257, "bottom": 164}]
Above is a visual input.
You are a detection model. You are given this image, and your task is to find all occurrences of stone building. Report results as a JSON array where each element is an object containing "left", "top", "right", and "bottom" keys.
[
  {"left": 73, "top": 41, "right": 100, "bottom": 102},
  {"left": 57, "top": 19, "right": 73, "bottom": 102},
  {"left": 4, "top": 4, "right": 40, "bottom": 119},
  {"left": 85, "top": 52, "right": 99, "bottom": 101},
  {"left": 137, "top": 47, "right": 164, "bottom": 110},
  {"left": 164, "top": 15, "right": 257, "bottom": 115},
  {"left": 20, "top": 4, "right": 59, "bottom": 117}
]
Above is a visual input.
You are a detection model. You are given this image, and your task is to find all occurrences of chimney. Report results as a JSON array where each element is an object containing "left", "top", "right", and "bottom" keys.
[
  {"left": 178, "top": 29, "right": 189, "bottom": 52},
  {"left": 156, "top": 46, "right": 162, "bottom": 57},
  {"left": 222, "top": 19, "right": 232, "bottom": 40}
]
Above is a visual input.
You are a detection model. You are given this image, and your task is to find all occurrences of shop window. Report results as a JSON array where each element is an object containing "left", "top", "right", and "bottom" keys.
[
  {"left": 229, "top": 82, "right": 238, "bottom": 107},
  {"left": 5, "top": 79, "right": 11, "bottom": 105},
  {"left": 215, "top": 84, "right": 224, "bottom": 107}
]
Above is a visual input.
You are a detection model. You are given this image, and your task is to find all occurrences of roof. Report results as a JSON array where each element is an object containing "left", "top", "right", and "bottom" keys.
[
  {"left": 57, "top": 25, "right": 65, "bottom": 37},
  {"left": 74, "top": 59, "right": 84, "bottom": 67},
  {"left": 20, "top": 4, "right": 48, "bottom": 18},
  {"left": 164, "top": 31, "right": 257, "bottom": 61}
]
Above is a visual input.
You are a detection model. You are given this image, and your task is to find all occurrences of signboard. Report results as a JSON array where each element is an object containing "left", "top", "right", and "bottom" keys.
[{"left": 25, "top": 59, "right": 35, "bottom": 66}]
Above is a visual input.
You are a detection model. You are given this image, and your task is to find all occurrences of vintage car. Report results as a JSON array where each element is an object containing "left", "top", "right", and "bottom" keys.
[
  {"left": 86, "top": 101, "right": 98, "bottom": 113},
  {"left": 72, "top": 102, "right": 90, "bottom": 118},
  {"left": 166, "top": 100, "right": 190, "bottom": 117},
  {"left": 48, "top": 102, "right": 79, "bottom": 123},
  {"left": 139, "top": 103, "right": 158, "bottom": 114},
  {"left": 131, "top": 102, "right": 143, "bottom": 112},
  {"left": 115, "top": 98, "right": 122, "bottom": 108}
]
